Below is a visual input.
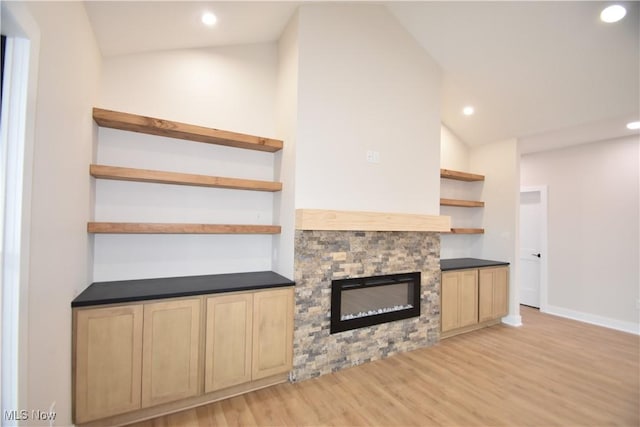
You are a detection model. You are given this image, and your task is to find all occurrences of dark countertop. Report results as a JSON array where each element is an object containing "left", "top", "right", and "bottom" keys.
[
  {"left": 440, "top": 258, "right": 510, "bottom": 271},
  {"left": 72, "top": 271, "right": 295, "bottom": 308}
]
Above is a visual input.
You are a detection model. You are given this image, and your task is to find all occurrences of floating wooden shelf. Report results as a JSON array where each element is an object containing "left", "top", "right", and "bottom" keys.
[
  {"left": 440, "top": 169, "right": 485, "bottom": 182},
  {"left": 87, "top": 222, "right": 281, "bottom": 235},
  {"left": 93, "top": 108, "right": 283, "bottom": 153},
  {"left": 440, "top": 198, "right": 484, "bottom": 208},
  {"left": 443, "top": 228, "right": 485, "bottom": 235},
  {"left": 90, "top": 164, "right": 282, "bottom": 192}
]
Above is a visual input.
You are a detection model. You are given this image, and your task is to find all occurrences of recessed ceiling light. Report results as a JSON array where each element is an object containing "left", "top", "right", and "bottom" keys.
[
  {"left": 201, "top": 12, "right": 217, "bottom": 27},
  {"left": 626, "top": 121, "right": 640, "bottom": 130},
  {"left": 462, "top": 106, "right": 475, "bottom": 116},
  {"left": 600, "top": 5, "right": 626, "bottom": 23}
]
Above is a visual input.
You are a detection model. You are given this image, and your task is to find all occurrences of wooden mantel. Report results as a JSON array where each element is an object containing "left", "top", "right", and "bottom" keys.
[{"left": 295, "top": 209, "right": 451, "bottom": 232}]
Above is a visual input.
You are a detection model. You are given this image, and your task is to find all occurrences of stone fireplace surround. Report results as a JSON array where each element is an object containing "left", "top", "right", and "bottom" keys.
[{"left": 292, "top": 229, "right": 441, "bottom": 381}]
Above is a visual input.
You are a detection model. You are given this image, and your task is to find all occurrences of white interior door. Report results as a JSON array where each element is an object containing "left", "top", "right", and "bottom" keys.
[{"left": 519, "top": 189, "right": 543, "bottom": 308}]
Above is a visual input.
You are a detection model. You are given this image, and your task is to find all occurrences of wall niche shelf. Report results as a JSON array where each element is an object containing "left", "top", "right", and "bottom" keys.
[
  {"left": 87, "top": 223, "right": 281, "bottom": 235},
  {"left": 93, "top": 108, "right": 283, "bottom": 152},
  {"left": 440, "top": 198, "right": 484, "bottom": 208},
  {"left": 90, "top": 108, "right": 282, "bottom": 235},
  {"left": 444, "top": 228, "right": 485, "bottom": 235},
  {"left": 90, "top": 164, "right": 282, "bottom": 192},
  {"left": 440, "top": 168, "right": 485, "bottom": 182},
  {"left": 440, "top": 168, "right": 485, "bottom": 234}
]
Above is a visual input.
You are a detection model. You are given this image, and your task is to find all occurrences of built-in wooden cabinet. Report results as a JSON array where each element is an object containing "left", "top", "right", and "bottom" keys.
[
  {"left": 252, "top": 288, "right": 294, "bottom": 380},
  {"left": 73, "top": 287, "right": 293, "bottom": 426},
  {"left": 441, "top": 269, "right": 478, "bottom": 332},
  {"left": 205, "top": 293, "right": 253, "bottom": 392},
  {"left": 478, "top": 267, "right": 509, "bottom": 322},
  {"left": 74, "top": 305, "right": 143, "bottom": 424},
  {"left": 441, "top": 266, "right": 509, "bottom": 338},
  {"left": 142, "top": 298, "right": 201, "bottom": 407},
  {"left": 204, "top": 288, "right": 294, "bottom": 392}
]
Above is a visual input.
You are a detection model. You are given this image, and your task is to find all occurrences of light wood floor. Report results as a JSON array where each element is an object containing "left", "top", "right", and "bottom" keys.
[{"left": 130, "top": 306, "right": 639, "bottom": 426}]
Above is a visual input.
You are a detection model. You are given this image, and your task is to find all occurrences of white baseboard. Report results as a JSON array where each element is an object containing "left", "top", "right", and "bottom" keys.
[
  {"left": 501, "top": 314, "right": 522, "bottom": 327},
  {"left": 543, "top": 304, "right": 639, "bottom": 335}
]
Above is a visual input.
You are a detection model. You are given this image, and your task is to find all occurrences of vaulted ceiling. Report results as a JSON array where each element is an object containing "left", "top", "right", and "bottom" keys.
[{"left": 84, "top": 1, "right": 640, "bottom": 150}]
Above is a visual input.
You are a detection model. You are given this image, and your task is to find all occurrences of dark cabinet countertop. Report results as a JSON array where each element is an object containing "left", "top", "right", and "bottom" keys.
[
  {"left": 440, "top": 258, "right": 510, "bottom": 271},
  {"left": 71, "top": 271, "right": 295, "bottom": 308}
]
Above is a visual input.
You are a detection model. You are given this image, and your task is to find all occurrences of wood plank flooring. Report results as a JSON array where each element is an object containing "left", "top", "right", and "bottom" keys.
[{"left": 129, "top": 306, "right": 639, "bottom": 426}]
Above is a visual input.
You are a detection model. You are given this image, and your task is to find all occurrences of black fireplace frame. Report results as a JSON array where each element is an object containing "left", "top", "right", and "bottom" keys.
[{"left": 330, "top": 272, "right": 421, "bottom": 334}]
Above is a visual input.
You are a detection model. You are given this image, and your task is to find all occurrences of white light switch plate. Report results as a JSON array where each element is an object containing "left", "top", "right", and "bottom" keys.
[{"left": 366, "top": 150, "right": 380, "bottom": 163}]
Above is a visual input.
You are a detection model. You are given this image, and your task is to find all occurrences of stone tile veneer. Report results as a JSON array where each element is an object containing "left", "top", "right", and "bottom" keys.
[{"left": 292, "top": 230, "right": 440, "bottom": 381}]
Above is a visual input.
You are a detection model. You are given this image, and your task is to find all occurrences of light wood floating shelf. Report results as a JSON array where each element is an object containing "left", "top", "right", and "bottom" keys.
[
  {"left": 440, "top": 169, "right": 485, "bottom": 182},
  {"left": 93, "top": 108, "right": 283, "bottom": 153},
  {"left": 87, "top": 222, "right": 281, "bottom": 235},
  {"left": 90, "top": 164, "right": 282, "bottom": 192},
  {"left": 440, "top": 198, "right": 485, "bottom": 208},
  {"left": 444, "top": 228, "right": 485, "bottom": 235},
  {"left": 295, "top": 209, "right": 451, "bottom": 232}
]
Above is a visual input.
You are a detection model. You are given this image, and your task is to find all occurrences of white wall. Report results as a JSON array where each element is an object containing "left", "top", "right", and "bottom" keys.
[
  {"left": 273, "top": 14, "right": 299, "bottom": 279},
  {"left": 94, "top": 44, "right": 280, "bottom": 281},
  {"left": 294, "top": 4, "right": 442, "bottom": 214},
  {"left": 441, "top": 125, "right": 469, "bottom": 171},
  {"left": 469, "top": 138, "right": 521, "bottom": 324},
  {"left": 100, "top": 44, "right": 278, "bottom": 138},
  {"left": 18, "top": 2, "right": 102, "bottom": 425},
  {"left": 521, "top": 137, "right": 639, "bottom": 330},
  {"left": 469, "top": 139, "right": 520, "bottom": 260}
]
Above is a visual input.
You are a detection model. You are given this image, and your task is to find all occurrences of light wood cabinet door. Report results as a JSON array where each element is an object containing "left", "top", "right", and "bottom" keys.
[
  {"left": 252, "top": 288, "right": 294, "bottom": 380},
  {"left": 459, "top": 270, "right": 479, "bottom": 327},
  {"left": 479, "top": 267, "right": 509, "bottom": 322},
  {"left": 441, "top": 272, "right": 460, "bottom": 332},
  {"left": 74, "top": 305, "right": 143, "bottom": 423},
  {"left": 205, "top": 293, "right": 253, "bottom": 392},
  {"left": 141, "top": 298, "right": 201, "bottom": 407},
  {"left": 441, "top": 270, "right": 478, "bottom": 332}
]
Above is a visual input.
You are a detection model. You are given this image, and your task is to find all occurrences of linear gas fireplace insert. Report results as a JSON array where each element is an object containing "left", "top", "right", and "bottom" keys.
[{"left": 330, "top": 272, "right": 421, "bottom": 334}]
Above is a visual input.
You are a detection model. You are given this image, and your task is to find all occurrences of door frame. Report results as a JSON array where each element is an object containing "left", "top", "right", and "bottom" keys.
[
  {"left": 519, "top": 186, "right": 548, "bottom": 312},
  {"left": 1, "top": 1, "right": 41, "bottom": 415}
]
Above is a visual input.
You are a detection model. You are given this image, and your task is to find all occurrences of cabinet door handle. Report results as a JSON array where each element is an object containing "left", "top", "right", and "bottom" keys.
[{"left": 531, "top": 253, "right": 541, "bottom": 258}]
